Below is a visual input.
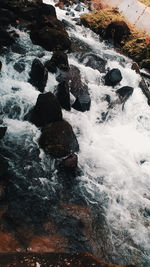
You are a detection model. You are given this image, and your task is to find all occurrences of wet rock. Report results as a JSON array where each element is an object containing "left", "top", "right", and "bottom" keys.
[
  {"left": 30, "top": 18, "right": 71, "bottom": 51},
  {"left": 75, "top": 4, "right": 82, "bottom": 12},
  {"left": 56, "top": 81, "right": 71, "bottom": 111},
  {"left": 14, "top": 61, "right": 25, "bottom": 73},
  {"left": 104, "top": 68, "right": 122, "bottom": 86},
  {"left": 29, "top": 92, "right": 62, "bottom": 127},
  {"left": 29, "top": 58, "right": 48, "bottom": 93},
  {"left": 57, "top": 65, "right": 88, "bottom": 98},
  {"left": 72, "top": 93, "right": 91, "bottom": 112},
  {"left": 116, "top": 86, "right": 134, "bottom": 103},
  {"left": 45, "top": 51, "right": 69, "bottom": 73},
  {"left": 39, "top": 120, "right": 79, "bottom": 158},
  {"left": 79, "top": 52, "right": 107, "bottom": 73},
  {"left": 63, "top": 153, "right": 78, "bottom": 169},
  {"left": 38, "top": 3, "right": 57, "bottom": 17},
  {"left": 0, "top": 127, "right": 7, "bottom": 140},
  {"left": 105, "top": 21, "right": 131, "bottom": 45},
  {"left": 44, "top": 60, "right": 57, "bottom": 73}
]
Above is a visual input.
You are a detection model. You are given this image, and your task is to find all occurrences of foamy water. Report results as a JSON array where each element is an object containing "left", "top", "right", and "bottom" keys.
[{"left": 0, "top": 1, "right": 150, "bottom": 265}]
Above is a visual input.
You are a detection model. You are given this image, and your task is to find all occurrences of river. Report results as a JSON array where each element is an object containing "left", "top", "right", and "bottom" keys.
[{"left": 0, "top": 0, "right": 150, "bottom": 265}]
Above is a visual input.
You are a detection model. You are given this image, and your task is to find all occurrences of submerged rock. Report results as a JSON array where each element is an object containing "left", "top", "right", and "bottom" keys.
[
  {"left": 14, "top": 61, "right": 25, "bottom": 73},
  {"left": 29, "top": 92, "right": 62, "bottom": 127},
  {"left": 104, "top": 68, "right": 122, "bottom": 86},
  {"left": 79, "top": 52, "right": 107, "bottom": 73},
  {"left": 39, "top": 120, "right": 79, "bottom": 158},
  {"left": 29, "top": 58, "right": 48, "bottom": 93}
]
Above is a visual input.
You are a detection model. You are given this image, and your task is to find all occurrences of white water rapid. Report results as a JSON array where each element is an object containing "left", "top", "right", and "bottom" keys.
[{"left": 0, "top": 1, "right": 150, "bottom": 266}]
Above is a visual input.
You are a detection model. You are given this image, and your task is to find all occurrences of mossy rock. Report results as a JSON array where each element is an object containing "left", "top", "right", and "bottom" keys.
[
  {"left": 81, "top": 8, "right": 150, "bottom": 68},
  {"left": 81, "top": 8, "right": 125, "bottom": 36},
  {"left": 39, "top": 120, "right": 79, "bottom": 158}
]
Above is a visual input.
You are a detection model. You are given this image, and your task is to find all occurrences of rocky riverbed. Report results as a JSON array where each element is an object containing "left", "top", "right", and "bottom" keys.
[{"left": 0, "top": 0, "right": 150, "bottom": 266}]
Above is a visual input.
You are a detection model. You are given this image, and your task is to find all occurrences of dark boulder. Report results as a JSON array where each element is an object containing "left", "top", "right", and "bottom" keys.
[
  {"left": 39, "top": 120, "right": 79, "bottom": 158},
  {"left": 29, "top": 59, "right": 48, "bottom": 93},
  {"left": 57, "top": 65, "right": 88, "bottom": 98},
  {"left": 0, "top": 61, "right": 2, "bottom": 71},
  {"left": 38, "top": 3, "right": 56, "bottom": 17},
  {"left": 30, "top": 19, "right": 71, "bottom": 51},
  {"left": 105, "top": 20, "right": 131, "bottom": 45},
  {"left": 19, "top": 6, "right": 39, "bottom": 22},
  {"left": 56, "top": 81, "right": 71, "bottom": 111},
  {"left": 79, "top": 52, "right": 107, "bottom": 73},
  {"left": 72, "top": 93, "right": 91, "bottom": 112},
  {"left": 104, "top": 68, "right": 122, "bottom": 86},
  {"left": 57, "top": 65, "right": 91, "bottom": 112},
  {"left": 14, "top": 61, "right": 25, "bottom": 73},
  {"left": 0, "top": 28, "right": 16, "bottom": 50},
  {"left": 116, "top": 86, "right": 134, "bottom": 103},
  {"left": 0, "top": 127, "right": 7, "bottom": 139},
  {"left": 45, "top": 51, "right": 69, "bottom": 73},
  {"left": 29, "top": 92, "right": 62, "bottom": 127}
]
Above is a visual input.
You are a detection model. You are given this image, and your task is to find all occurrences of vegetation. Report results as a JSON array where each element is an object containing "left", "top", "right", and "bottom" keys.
[
  {"left": 138, "top": 0, "right": 150, "bottom": 7},
  {"left": 81, "top": 7, "right": 150, "bottom": 69}
]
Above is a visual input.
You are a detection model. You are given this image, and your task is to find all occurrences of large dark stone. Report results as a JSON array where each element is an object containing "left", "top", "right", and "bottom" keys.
[
  {"left": 38, "top": 3, "right": 56, "bottom": 17},
  {"left": 79, "top": 52, "right": 107, "bottom": 73},
  {"left": 29, "top": 59, "right": 48, "bottom": 93},
  {"left": 30, "top": 92, "right": 62, "bottom": 127},
  {"left": 105, "top": 20, "right": 131, "bottom": 45},
  {"left": 116, "top": 86, "right": 134, "bottom": 102},
  {"left": 104, "top": 68, "right": 122, "bottom": 86},
  {"left": 30, "top": 19, "right": 71, "bottom": 51},
  {"left": 45, "top": 51, "right": 69, "bottom": 73},
  {"left": 39, "top": 120, "right": 79, "bottom": 158},
  {"left": 56, "top": 81, "right": 71, "bottom": 111},
  {"left": 72, "top": 93, "right": 91, "bottom": 112}
]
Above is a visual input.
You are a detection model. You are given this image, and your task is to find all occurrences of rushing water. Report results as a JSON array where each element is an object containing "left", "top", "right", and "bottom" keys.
[{"left": 1, "top": 0, "right": 150, "bottom": 266}]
